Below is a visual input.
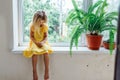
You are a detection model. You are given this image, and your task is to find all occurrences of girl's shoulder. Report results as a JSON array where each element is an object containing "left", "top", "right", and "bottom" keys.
[
  {"left": 43, "top": 23, "right": 48, "bottom": 27},
  {"left": 42, "top": 23, "right": 48, "bottom": 29},
  {"left": 42, "top": 23, "right": 48, "bottom": 32}
]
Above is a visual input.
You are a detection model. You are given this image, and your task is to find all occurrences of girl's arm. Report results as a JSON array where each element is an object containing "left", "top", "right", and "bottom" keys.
[
  {"left": 35, "top": 32, "right": 48, "bottom": 48},
  {"left": 40, "top": 25, "right": 48, "bottom": 44},
  {"left": 30, "top": 28, "right": 36, "bottom": 44},
  {"left": 30, "top": 29, "right": 43, "bottom": 48},
  {"left": 30, "top": 26, "right": 48, "bottom": 48},
  {"left": 41, "top": 32, "right": 48, "bottom": 43}
]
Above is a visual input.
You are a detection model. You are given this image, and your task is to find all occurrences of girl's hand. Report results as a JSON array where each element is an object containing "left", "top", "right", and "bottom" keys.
[{"left": 35, "top": 42, "right": 43, "bottom": 48}]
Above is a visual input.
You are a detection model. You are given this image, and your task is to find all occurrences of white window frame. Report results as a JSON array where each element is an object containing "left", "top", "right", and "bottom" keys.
[
  {"left": 12, "top": 0, "right": 19, "bottom": 51},
  {"left": 12, "top": 0, "right": 25, "bottom": 51}
]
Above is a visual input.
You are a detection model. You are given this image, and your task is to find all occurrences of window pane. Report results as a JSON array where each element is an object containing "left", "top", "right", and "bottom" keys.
[
  {"left": 22, "top": 0, "right": 83, "bottom": 44},
  {"left": 93, "top": 0, "right": 119, "bottom": 12}
]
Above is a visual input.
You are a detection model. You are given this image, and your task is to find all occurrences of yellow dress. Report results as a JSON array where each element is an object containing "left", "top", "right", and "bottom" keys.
[{"left": 23, "top": 23, "right": 53, "bottom": 58}]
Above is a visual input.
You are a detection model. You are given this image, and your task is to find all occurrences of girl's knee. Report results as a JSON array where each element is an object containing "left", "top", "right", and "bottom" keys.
[
  {"left": 44, "top": 53, "right": 48, "bottom": 55},
  {"left": 44, "top": 53, "right": 49, "bottom": 56}
]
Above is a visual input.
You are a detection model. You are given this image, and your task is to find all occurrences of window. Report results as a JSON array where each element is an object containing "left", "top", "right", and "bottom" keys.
[{"left": 13, "top": 0, "right": 119, "bottom": 49}]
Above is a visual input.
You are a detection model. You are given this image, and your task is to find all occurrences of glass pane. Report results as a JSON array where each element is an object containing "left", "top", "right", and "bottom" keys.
[
  {"left": 93, "top": 0, "right": 119, "bottom": 12},
  {"left": 22, "top": 0, "right": 83, "bottom": 44}
]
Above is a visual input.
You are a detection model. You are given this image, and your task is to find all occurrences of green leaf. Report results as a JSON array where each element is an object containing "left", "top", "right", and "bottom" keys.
[
  {"left": 70, "top": 26, "right": 79, "bottom": 38},
  {"left": 88, "top": 0, "right": 103, "bottom": 14},
  {"left": 102, "top": 27, "right": 117, "bottom": 32},
  {"left": 70, "top": 37, "right": 74, "bottom": 56},
  {"left": 66, "top": 10, "right": 77, "bottom": 24},
  {"left": 109, "top": 30, "right": 114, "bottom": 55},
  {"left": 70, "top": 26, "right": 85, "bottom": 56},
  {"left": 105, "top": 12, "right": 118, "bottom": 17},
  {"left": 72, "top": 0, "right": 82, "bottom": 24},
  {"left": 99, "top": 0, "right": 108, "bottom": 17},
  {"left": 69, "top": 25, "right": 79, "bottom": 56},
  {"left": 95, "top": 6, "right": 101, "bottom": 16},
  {"left": 72, "top": 0, "right": 79, "bottom": 11}
]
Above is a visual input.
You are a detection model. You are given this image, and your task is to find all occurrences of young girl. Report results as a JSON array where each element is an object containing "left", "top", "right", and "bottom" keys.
[{"left": 23, "top": 11, "right": 53, "bottom": 80}]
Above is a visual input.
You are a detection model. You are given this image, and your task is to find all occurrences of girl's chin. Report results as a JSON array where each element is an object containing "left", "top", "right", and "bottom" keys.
[
  {"left": 40, "top": 24, "right": 44, "bottom": 26},
  {"left": 40, "top": 24, "right": 42, "bottom": 26}
]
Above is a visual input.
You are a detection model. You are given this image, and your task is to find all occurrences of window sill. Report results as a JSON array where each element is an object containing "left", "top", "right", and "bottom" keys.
[{"left": 12, "top": 46, "right": 116, "bottom": 54}]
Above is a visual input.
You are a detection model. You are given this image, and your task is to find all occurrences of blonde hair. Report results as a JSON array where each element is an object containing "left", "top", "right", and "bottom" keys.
[{"left": 33, "top": 11, "right": 47, "bottom": 23}]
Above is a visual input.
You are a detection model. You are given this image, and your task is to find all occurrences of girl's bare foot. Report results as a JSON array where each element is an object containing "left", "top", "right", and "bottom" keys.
[
  {"left": 44, "top": 53, "right": 49, "bottom": 80},
  {"left": 33, "top": 71, "right": 38, "bottom": 80},
  {"left": 44, "top": 71, "right": 49, "bottom": 80},
  {"left": 44, "top": 75, "right": 49, "bottom": 80},
  {"left": 32, "top": 55, "right": 38, "bottom": 80}
]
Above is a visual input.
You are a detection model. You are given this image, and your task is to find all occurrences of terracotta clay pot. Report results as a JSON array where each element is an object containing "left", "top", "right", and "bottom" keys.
[
  {"left": 103, "top": 41, "right": 116, "bottom": 50},
  {"left": 86, "top": 34, "right": 103, "bottom": 50}
]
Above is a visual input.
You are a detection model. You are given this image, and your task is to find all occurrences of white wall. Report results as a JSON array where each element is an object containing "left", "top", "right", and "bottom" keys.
[{"left": 0, "top": 0, "right": 115, "bottom": 80}]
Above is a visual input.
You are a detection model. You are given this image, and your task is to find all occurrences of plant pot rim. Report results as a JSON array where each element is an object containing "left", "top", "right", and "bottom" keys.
[
  {"left": 86, "top": 34, "right": 103, "bottom": 36},
  {"left": 103, "top": 41, "right": 116, "bottom": 43}
]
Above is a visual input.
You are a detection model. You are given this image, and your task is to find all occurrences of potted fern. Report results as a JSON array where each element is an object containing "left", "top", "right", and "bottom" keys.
[{"left": 66, "top": 0, "right": 118, "bottom": 55}]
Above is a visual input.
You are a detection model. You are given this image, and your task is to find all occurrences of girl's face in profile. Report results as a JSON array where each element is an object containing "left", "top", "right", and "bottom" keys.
[{"left": 36, "top": 18, "right": 45, "bottom": 26}]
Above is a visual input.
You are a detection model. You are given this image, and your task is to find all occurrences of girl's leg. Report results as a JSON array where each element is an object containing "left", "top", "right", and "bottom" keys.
[
  {"left": 43, "top": 53, "right": 49, "bottom": 80},
  {"left": 32, "top": 55, "right": 38, "bottom": 80}
]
